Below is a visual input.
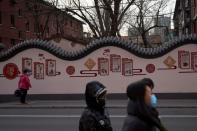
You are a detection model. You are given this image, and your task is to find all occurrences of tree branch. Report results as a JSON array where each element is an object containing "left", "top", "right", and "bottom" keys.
[
  {"left": 118, "top": 0, "right": 135, "bottom": 24},
  {"left": 94, "top": 0, "right": 105, "bottom": 36}
]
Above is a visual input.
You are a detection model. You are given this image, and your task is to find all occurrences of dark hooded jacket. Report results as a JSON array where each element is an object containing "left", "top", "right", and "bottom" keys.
[
  {"left": 122, "top": 80, "right": 167, "bottom": 131},
  {"left": 122, "top": 100, "right": 157, "bottom": 131},
  {"left": 79, "top": 81, "right": 113, "bottom": 131}
]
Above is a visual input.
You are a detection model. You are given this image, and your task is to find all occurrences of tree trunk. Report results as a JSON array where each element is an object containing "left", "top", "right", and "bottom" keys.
[{"left": 141, "top": 32, "right": 149, "bottom": 48}]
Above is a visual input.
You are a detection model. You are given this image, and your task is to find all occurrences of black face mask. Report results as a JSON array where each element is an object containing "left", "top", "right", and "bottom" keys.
[
  {"left": 97, "top": 98, "right": 106, "bottom": 107},
  {"left": 96, "top": 91, "right": 107, "bottom": 107}
]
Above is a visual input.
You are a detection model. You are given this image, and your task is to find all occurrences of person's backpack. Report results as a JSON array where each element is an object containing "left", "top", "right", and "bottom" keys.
[{"left": 14, "top": 89, "right": 21, "bottom": 97}]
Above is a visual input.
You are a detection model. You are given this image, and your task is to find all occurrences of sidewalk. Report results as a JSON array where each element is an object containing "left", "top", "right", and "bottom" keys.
[{"left": 0, "top": 99, "right": 197, "bottom": 109}]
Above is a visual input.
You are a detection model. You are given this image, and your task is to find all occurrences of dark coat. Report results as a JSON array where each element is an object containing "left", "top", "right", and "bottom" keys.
[
  {"left": 122, "top": 101, "right": 157, "bottom": 131},
  {"left": 122, "top": 115, "right": 157, "bottom": 131},
  {"left": 79, "top": 108, "right": 113, "bottom": 131}
]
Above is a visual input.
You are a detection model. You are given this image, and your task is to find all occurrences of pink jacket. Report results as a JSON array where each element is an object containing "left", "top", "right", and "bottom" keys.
[{"left": 18, "top": 74, "right": 32, "bottom": 90}]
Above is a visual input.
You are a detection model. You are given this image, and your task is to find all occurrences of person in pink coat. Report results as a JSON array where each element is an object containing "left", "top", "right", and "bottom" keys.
[{"left": 18, "top": 69, "right": 32, "bottom": 104}]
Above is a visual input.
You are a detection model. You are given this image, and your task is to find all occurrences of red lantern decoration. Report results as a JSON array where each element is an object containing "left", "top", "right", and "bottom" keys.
[
  {"left": 66, "top": 66, "right": 75, "bottom": 75},
  {"left": 146, "top": 64, "right": 155, "bottom": 73},
  {"left": 3, "top": 63, "right": 19, "bottom": 80}
]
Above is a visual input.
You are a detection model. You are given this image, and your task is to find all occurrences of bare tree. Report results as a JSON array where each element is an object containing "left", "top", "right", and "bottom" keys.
[
  {"left": 127, "top": 0, "right": 170, "bottom": 47},
  {"left": 62, "top": 0, "right": 135, "bottom": 37}
]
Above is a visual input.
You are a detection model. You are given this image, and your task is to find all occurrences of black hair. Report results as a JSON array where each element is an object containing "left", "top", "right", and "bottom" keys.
[
  {"left": 142, "top": 78, "right": 154, "bottom": 89},
  {"left": 23, "top": 69, "right": 32, "bottom": 74},
  {"left": 127, "top": 80, "right": 146, "bottom": 102}
]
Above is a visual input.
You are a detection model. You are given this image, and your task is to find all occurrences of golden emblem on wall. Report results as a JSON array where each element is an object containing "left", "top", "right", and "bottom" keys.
[
  {"left": 84, "top": 58, "right": 96, "bottom": 70},
  {"left": 163, "top": 56, "right": 176, "bottom": 68}
]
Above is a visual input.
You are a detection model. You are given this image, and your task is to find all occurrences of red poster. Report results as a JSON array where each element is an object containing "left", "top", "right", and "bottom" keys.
[
  {"left": 46, "top": 59, "right": 56, "bottom": 76},
  {"left": 34, "top": 62, "right": 44, "bottom": 79},
  {"left": 22, "top": 58, "right": 32, "bottom": 72},
  {"left": 178, "top": 51, "right": 190, "bottom": 69},
  {"left": 110, "top": 54, "right": 121, "bottom": 72},
  {"left": 191, "top": 52, "right": 197, "bottom": 71},
  {"left": 98, "top": 58, "right": 109, "bottom": 76},
  {"left": 122, "top": 58, "right": 133, "bottom": 76}
]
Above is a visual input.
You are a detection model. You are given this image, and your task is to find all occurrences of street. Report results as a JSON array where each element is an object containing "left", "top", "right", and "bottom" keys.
[{"left": 0, "top": 107, "right": 197, "bottom": 131}]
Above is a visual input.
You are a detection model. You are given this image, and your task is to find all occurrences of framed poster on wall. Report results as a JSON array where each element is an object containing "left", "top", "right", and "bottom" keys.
[
  {"left": 46, "top": 59, "right": 56, "bottom": 76},
  {"left": 178, "top": 51, "right": 190, "bottom": 69},
  {"left": 122, "top": 58, "right": 133, "bottom": 76},
  {"left": 34, "top": 62, "right": 44, "bottom": 79},
  {"left": 191, "top": 52, "right": 197, "bottom": 71},
  {"left": 22, "top": 58, "right": 32, "bottom": 72},
  {"left": 110, "top": 54, "right": 121, "bottom": 72},
  {"left": 98, "top": 58, "right": 109, "bottom": 76}
]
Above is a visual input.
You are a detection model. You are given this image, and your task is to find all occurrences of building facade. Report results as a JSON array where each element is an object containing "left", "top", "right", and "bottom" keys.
[
  {"left": 153, "top": 16, "right": 171, "bottom": 42},
  {"left": 173, "top": 0, "right": 197, "bottom": 36},
  {"left": 191, "top": 0, "right": 197, "bottom": 34},
  {"left": 0, "top": 0, "right": 84, "bottom": 49}
]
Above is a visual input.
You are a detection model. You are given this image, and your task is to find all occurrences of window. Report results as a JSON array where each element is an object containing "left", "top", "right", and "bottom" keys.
[
  {"left": 18, "top": 31, "right": 21, "bottom": 39},
  {"left": 194, "top": 20, "right": 197, "bottom": 33},
  {"left": 0, "top": 11, "right": 2, "bottom": 24},
  {"left": 26, "top": 22, "right": 30, "bottom": 31},
  {"left": 18, "top": 31, "right": 25, "bottom": 40},
  {"left": 9, "top": 0, "right": 16, "bottom": 6},
  {"left": 10, "top": 39, "right": 16, "bottom": 45},
  {"left": 10, "top": 15, "right": 15, "bottom": 27},
  {"left": 179, "top": 1, "right": 182, "bottom": 9},
  {"left": 45, "top": 26, "right": 49, "bottom": 37},
  {"left": 65, "top": 20, "right": 67, "bottom": 25},
  {"left": 34, "top": 23, "right": 38, "bottom": 33},
  {"left": 70, "top": 20, "right": 72, "bottom": 27},
  {"left": 185, "top": 0, "right": 189, "bottom": 7},
  {"left": 185, "top": 27, "right": 189, "bottom": 35},
  {"left": 40, "top": 24, "right": 43, "bottom": 32},
  {"left": 34, "top": 4, "right": 38, "bottom": 10},
  {"left": 46, "top": 26, "right": 49, "bottom": 34},
  {"left": 18, "top": 9, "right": 22, "bottom": 16}
]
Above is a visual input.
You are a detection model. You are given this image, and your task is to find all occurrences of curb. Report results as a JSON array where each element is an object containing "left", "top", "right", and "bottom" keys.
[{"left": 1, "top": 105, "right": 197, "bottom": 109}]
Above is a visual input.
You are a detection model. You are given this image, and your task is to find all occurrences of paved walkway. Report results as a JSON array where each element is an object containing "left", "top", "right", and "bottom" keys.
[{"left": 0, "top": 99, "right": 197, "bottom": 109}]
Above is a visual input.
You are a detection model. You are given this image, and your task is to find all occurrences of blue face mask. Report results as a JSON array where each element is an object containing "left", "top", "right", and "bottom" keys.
[{"left": 150, "top": 94, "right": 158, "bottom": 108}]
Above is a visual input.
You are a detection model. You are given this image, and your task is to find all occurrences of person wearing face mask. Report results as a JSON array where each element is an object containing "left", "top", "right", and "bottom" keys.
[
  {"left": 142, "top": 78, "right": 157, "bottom": 108},
  {"left": 18, "top": 69, "right": 32, "bottom": 104},
  {"left": 122, "top": 80, "right": 167, "bottom": 131},
  {"left": 79, "top": 81, "right": 113, "bottom": 131}
]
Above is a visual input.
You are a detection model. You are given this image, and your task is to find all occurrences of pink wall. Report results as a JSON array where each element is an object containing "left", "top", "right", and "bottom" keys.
[{"left": 0, "top": 44, "right": 197, "bottom": 94}]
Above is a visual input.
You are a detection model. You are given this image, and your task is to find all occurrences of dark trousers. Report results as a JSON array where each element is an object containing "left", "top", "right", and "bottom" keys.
[{"left": 20, "top": 89, "right": 27, "bottom": 103}]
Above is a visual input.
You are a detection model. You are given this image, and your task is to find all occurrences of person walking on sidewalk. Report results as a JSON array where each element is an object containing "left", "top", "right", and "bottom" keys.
[
  {"left": 122, "top": 80, "right": 167, "bottom": 131},
  {"left": 18, "top": 69, "right": 32, "bottom": 104},
  {"left": 79, "top": 81, "right": 113, "bottom": 131}
]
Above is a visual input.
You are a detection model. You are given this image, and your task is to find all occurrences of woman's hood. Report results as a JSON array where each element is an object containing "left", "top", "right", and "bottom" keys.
[{"left": 85, "top": 81, "right": 106, "bottom": 110}]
